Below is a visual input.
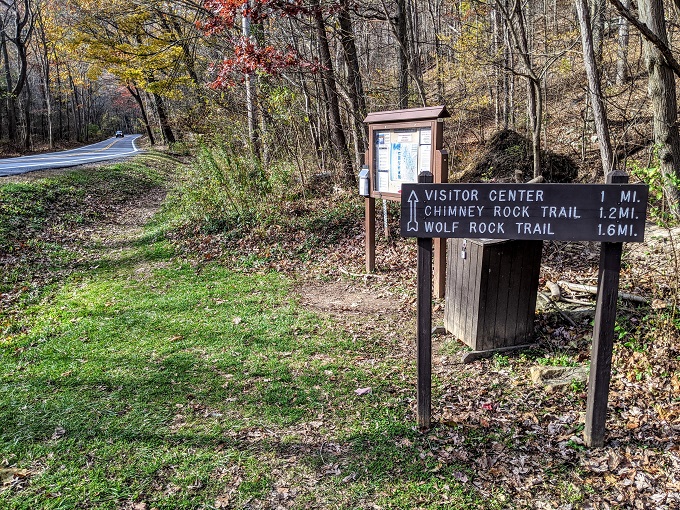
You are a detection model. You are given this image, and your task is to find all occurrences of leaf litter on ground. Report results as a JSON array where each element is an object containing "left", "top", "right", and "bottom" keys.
[{"left": 167, "top": 188, "right": 680, "bottom": 508}]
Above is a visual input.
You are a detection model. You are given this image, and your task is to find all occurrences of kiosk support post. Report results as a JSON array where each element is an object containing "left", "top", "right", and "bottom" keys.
[
  {"left": 584, "top": 170, "right": 628, "bottom": 447},
  {"left": 365, "top": 197, "right": 375, "bottom": 272},
  {"left": 433, "top": 149, "right": 449, "bottom": 298},
  {"left": 417, "top": 171, "right": 433, "bottom": 429}
]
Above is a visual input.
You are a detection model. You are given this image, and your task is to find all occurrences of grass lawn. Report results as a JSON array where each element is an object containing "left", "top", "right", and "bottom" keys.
[{"left": 0, "top": 162, "right": 489, "bottom": 509}]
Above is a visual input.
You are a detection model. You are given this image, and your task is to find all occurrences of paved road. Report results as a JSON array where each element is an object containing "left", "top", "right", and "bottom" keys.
[{"left": 0, "top": 134, "right": 142, "bottom": 177}]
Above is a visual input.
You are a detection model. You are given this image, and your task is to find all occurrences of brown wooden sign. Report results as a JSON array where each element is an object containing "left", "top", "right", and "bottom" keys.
[
  {"left": 408, "top": 171, "right": 649, "bottom": 447},
  {"left": 363, "top": 106, "right": 451, "bottom": 298},
  {"left": 400, "top": 183, "right": 648, "bottom": 242}
]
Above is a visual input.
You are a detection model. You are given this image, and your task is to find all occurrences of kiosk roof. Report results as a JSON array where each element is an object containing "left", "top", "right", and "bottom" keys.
[{"left": 364, "top": 105, "right": 450, "bottom": 124}]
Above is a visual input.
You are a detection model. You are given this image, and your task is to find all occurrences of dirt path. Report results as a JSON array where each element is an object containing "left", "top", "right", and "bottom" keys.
[{"left": 0, "top": 167, "right": 167, "bottom": 313}]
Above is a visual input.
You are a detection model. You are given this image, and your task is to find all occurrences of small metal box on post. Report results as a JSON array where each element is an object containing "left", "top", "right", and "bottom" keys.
[
  {"left": 358, "top": 165, "right": 370, "bottom": 197},
  {"left": 362, "top": 106, "right": 450, "bottom": 297}
]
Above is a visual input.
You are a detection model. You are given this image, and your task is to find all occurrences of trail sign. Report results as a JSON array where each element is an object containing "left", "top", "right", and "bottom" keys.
[
  {"left": 407, "top": 172, "right": 650, "bottom": 447},
  {"left": 400, "top": 183, "right": 648, "bottom": 242}
]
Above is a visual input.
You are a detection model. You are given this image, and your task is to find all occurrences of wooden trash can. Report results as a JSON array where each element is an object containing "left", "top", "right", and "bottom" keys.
[{"left": 444, "top": 238, "right": 542, "bottom": 352}]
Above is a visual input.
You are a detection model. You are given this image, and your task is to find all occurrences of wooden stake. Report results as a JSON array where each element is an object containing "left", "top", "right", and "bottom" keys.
[
  {"left": 584, "top": 170, "right": 628, "bottom": 447},
  {"left": 417, "top": 172, "right": 433, "bottom": 429}
]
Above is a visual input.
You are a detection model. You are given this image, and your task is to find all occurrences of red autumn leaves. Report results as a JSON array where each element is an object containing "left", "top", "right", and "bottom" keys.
[{"left": 202, "top": 0, "right": 321, "bottom": 86}]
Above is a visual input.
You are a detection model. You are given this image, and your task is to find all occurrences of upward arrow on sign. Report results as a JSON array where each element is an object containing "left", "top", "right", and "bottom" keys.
[{"left": 407, "top": 190, "right": 419, "bottom": 232}]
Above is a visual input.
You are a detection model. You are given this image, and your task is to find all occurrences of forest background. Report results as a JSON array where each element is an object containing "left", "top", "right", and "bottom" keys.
[{"left": 3, "top": 0, "right": 680, "bottom": 218}]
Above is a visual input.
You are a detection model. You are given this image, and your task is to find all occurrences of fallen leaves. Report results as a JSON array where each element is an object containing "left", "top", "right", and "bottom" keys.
[
  {"left": 652, "top": 298, "right": 667, "bottom": 309},
  {"left": 50, "top": 426, "right": 66, "bottom": 441},
  {"left": 672, "top": 375, "right": 680, "bottom": 396},
  {"left": 214, "top": 494, "right": 230, "bottom": 509},
  {"left": 0, "top": 468, "right": 31, "bottom": 489}
]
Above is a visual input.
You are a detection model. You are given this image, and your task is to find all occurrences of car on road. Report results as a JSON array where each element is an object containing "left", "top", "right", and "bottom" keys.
[{"left": 115, "top": 131, "right": 124, "bottom": 138}]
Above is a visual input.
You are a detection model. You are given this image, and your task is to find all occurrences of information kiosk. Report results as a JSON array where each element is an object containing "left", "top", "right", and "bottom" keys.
[{"left": 363, "top": 106, "right": 450, "bottom": 297}]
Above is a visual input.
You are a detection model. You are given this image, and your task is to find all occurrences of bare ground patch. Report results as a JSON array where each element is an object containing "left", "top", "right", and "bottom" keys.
[
  {"left": 297, "top": 280, "right": 401, "bottom": 317},
  {"left": 80, "top": 187, "right": 167, "bottom": 247}
]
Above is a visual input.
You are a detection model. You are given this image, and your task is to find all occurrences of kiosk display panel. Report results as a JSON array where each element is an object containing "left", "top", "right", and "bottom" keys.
[{"left": 373, "top": 127, "right": 433, "bottom": 195}]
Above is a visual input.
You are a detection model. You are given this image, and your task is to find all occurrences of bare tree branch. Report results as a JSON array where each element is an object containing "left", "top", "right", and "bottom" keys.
[{"left": 609, "top": 0, "right": 680, "bottom": 78}]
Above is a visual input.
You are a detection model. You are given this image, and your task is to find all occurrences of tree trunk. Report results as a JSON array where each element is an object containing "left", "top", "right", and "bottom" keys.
[
  {"left": 68, "top": 71, "right": 82, "bottom": 142},
  {"left": 22, "top": 86, "right": 31, "bottom": 151},
  {"left": 639, "top": 0, "right": 680, "bottom": 218},
  {"left": 145, "top": 73, "right": 175, "bottom": 144},
  {"left": 42, "top": 71, "right": 52, "bottom": 149},
  {"left": 528, "top": 78, "right": 542, "bottom": 178},
  {"left": 242, "top": 4, "right": 261, "bottom": 162},
  {"left": 396, "top": 0, "right": 409, "bottom": 108},
  {"left": 492, "top": 5, "right": 501, "bottom": 128},
  {"left": 84, "top": 84, "right": 91, "bottom": 142},
  {"left": 338, "top": 0, "right": 367, "bottom": 168},
  {"left": 298, "top": 72, "right": 323, "bottom": 163},
  {"left": 310, "top": 0, "right": 354, "bottom": 184},
  {"left": 616, "top": 0, "right": 630, "bottom": 84},
  {"left": 504, "top": 9, "right": 514, "bottom": 129},
  {"left": 576, "top": 0, "right": 615, "bottom": 178},
  {"left": 153, "top": 91, "right": 176, "bottom": 144},
  {"left": 405, "top": 0, "right": 427, "bottom": 106},
  {"left": 591, "top": 0, "right": 606, "bottom": 62},
  {"left": 2, "top": 33, "right": 16, "bottom": 142},
  {"left": 505, "top": 0, "right": 542, "bottom": 177},
  {"left": 252, "top": 19, "right": 270, "bottom": 166},
  {"left": 127, "top": 84, "right": 155, "bottom": 145},
  {"left": 55, "top": 55, "right": 63, "bottom": 141},
  {"left": 426, "top": 0, "right": 444, "bottom": 103}
]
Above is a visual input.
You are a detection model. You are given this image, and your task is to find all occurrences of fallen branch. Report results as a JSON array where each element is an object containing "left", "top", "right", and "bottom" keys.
[
  {"left": 461, "top": 343, "right": 538, "bottom": 364},
  {"left": 339, "top": 268, "right": 385, "bottom": 278},
  {"left": 538, "top": 292, "right": 577, "bottom": 326},
  {"left": 545, "top": 281, "right": 561, "bottom": 301},
  {"left": 557, "top": 281, "right": 648, "bottom": 304},
  {"left": 561, "top": 297, "right": 594, "bottom": 306}
]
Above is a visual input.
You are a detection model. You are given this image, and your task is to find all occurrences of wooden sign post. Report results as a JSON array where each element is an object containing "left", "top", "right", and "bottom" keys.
[
  {"left": 584, "top": 170, "right": 628, "bottom": 447},
  {"left": 416, "top": 172, "right": 433, "bottom": 429},
  {"left": 401, "top": 174, "right": 648, "bottom": 444}
]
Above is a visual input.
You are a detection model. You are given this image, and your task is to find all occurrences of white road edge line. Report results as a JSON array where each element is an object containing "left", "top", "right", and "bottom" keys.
[
  {"left": 0, "top": 136, "right": 141, "bottom": 167},
  {"left": 0, "top": 150, "right": 140, "bottom": 170}
]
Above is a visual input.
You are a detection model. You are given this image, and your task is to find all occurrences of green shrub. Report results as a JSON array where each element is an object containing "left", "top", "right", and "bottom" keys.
[
  {"left": 169, "top": 141, "right": 191, "bottom": 156},
  {"left": 630, "top": 149, "right": 680, "bottom": 227},
  {"left": 168, "top": 139, "right": 298, "bottom": 233}
]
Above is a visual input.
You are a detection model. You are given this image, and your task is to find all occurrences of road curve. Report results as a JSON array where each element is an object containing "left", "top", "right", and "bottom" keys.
[{"left": 0, "top": 135, "right": 142, "bottom": 177}]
